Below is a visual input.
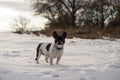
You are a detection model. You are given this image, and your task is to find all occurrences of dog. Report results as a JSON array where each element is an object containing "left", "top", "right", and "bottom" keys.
[{"left": 35, "top": 31, "right": 67, "bottom": 65}]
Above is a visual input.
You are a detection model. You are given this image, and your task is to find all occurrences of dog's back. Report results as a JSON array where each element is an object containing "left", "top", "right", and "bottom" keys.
[{"left": 36, "top": 43, "right": 51, "bottom": 56}]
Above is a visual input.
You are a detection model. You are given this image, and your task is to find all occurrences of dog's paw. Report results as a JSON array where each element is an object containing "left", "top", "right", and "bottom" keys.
[{"left": 36, "top": 61, "right": 39, "bottom": 64}]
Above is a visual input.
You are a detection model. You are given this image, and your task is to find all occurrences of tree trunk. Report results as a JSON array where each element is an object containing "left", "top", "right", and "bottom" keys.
[
  {"left": 100, "top": 12, "right": 105, "bottom": 29},
  {"left": 100, "top": 0, "right": 105, "bottom": 29},
  {"left": 71, "top": 0, "right": 76, "bottom": 28},
  {"left": 71, "top": 14, "right": 76, "bottom": 27}
]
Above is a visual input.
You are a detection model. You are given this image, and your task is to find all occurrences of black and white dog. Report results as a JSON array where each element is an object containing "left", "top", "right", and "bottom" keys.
[{"left": 35, "top": 31, "right": 67, "bottom": 65}]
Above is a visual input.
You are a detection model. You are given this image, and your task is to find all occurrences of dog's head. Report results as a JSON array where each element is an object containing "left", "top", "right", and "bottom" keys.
[{"left": 53, "top": 31, "right": 67, "bottom": 49}]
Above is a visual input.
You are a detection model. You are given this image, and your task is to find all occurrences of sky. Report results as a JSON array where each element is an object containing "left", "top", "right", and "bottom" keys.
[{"left": 0, "top": 0, "right": 48, "bottom": 32}]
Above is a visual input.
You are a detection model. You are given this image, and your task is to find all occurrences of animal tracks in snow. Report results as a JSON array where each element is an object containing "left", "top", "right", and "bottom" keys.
[
  {"left": 42, "top": 71, "right": 51, "bottom": 75},
  {"left": 0, "top": 70, "right": 11, "bottom": 74}
]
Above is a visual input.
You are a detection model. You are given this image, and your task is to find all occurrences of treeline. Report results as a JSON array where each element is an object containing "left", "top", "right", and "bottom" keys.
[{"left": 32, "top": 0, "right": 120, "bottom": 29}]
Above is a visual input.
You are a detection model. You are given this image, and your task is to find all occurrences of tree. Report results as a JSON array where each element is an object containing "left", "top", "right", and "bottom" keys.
[
  {"left": 32, "top": 0, "right": 88, "bottom": 28},
  {"left": 84, "top": 0, "right": 120, "bottom": 28},
  {"left": 12, "top": 16, "right": 30, "bottom": 33},
  {"left": 114, "top": 5, "right": 120, "bottom": 26},
  {"left": 32, "top": 0, "right": 120, "bottom": 29}
]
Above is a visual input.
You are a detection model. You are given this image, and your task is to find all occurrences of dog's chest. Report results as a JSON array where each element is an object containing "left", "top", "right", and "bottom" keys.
[{"left": 50, "top": 46, "right": 63, "bottom": 58}]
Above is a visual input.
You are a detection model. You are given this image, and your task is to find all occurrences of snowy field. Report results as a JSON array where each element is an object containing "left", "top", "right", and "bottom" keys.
[{"left": 0, "top": 32, "right": 120, "bottom": 80}]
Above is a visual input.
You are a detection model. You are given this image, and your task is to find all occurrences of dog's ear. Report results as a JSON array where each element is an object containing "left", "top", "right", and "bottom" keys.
[
  {"left": 62, "top": 32, "right": 67, "bottom": 39},
  {"left": 53, "top": 31, "right": 58, "bottom": 39}
]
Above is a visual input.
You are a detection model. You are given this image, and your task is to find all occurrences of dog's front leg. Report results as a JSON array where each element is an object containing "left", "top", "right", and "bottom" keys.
[
  {"left": 50, "top": 57, "right": 53, "bottom": 65},
  {"left": 56, "top": 57, "right": 61, "bottom": 64},
  {"left": 49, "top": 54, "right": 54, "bottom": 65}
]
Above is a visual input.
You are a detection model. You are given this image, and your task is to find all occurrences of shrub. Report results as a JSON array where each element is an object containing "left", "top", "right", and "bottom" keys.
[{"left": 11, "top": 16, "right": 30, "bottom": 34}]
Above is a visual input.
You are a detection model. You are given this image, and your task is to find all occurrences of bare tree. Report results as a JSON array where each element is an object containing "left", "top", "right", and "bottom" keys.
[
  {"left": 32, "top": 0, "right": 88, "bottom": 28},
  {"left": 32, "top": 0, "right": 120, "bottom": 29},
  {"left": 12, "top": 16, "right": 30, "bottom": 33}
]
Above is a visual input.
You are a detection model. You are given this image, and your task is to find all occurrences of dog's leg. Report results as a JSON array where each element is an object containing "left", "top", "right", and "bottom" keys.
[
  {"left": 35, "top": 51, "right": 41, "bottom": 64},
  {"left": 56, "top": 57, "right": 61, "bottom": 64},
  {"left": 50, "top": 57, "right": 53, "bottom": 65},
  {"left": 35, "top": 43, "right": 43, "bottom": 64},
  {"left": 45, "top": 57, "right": 49, "bottom": 63}
]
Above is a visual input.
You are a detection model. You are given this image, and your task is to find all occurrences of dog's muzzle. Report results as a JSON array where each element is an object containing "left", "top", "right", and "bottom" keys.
[{"left": 54, "top": 44, "right": 63, "bottom": 50}]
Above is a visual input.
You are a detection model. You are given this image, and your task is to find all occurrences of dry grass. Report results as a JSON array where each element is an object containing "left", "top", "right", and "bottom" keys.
[
  {"left": 14, "top": 26, "right": 120, "bottom": 39},
  {"left": 38, "top": 27, "right": 120, "bottom": 39}
]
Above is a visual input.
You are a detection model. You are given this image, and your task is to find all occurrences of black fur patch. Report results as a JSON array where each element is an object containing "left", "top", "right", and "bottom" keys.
[
  {"left": 37, "top": 43, "right": 43, "bottom": 53},
  {"left": 46, "top": 43, "right": 52, "bottom": 51}
]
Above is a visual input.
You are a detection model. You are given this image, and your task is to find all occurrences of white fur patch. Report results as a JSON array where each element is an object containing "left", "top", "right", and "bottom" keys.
[{"left": 56, "top": 45, "right": 63, "bottom": 48}]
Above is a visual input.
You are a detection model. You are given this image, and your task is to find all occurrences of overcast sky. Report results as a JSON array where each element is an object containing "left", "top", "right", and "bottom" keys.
[
  {"left": 0, "top": 0, "right": 29, "bottom": 11},
  {"left": 0, "top": 0, "right": 47, "bottom": 32}
]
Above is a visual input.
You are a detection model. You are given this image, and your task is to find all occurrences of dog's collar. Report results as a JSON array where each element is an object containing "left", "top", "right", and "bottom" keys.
[{"left": 54, "top": 44, "right": 63, "bottom": 50}]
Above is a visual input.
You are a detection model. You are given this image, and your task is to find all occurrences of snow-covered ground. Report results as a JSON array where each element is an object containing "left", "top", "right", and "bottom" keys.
[{"left": 0, "top": 32, "right": 120, "bottom": 80}]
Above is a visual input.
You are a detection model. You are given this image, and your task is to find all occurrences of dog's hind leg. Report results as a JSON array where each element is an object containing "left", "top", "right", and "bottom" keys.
[
  {"left": 35, "top": 43, "right": 42, "bottom": 64},
  {"left": 35, "top": 51, "right": 41, "bottom": 64}
]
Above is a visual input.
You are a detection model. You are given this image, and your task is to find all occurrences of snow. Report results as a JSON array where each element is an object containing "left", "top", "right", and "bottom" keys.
[{"left": 0, "top": 32, "right": 120, "bottom": 80}]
